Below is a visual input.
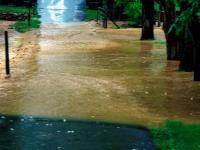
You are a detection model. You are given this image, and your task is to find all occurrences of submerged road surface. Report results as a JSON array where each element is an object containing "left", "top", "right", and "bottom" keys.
[{"left": 0, "top": 23, "right": 199, "bottom": 126}]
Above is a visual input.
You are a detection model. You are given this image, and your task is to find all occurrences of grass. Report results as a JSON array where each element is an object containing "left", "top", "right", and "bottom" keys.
[
  {"left": 153, "top": 40, "right": 166, "bottom": 45},
  {"left": 0, "top": 5, "right": 40, "bottom": 33},
  {"left": 10, "top": 14, "right": 40, "bottom": 33},
  {"left": 0, "top": 5, "right": 27, "bottom": 13},
  {"left": 112, "top": 25, "right": 119, "bottom": 29},
  {"left": 151, "top": 120, "right": 200, "bottom": 150},
  {"left": 84, "top": 8, "right": 97, "bottom": 21}
]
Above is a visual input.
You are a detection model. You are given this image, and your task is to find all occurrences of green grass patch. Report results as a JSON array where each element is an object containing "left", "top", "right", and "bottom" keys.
[
  {"left": 10, "top": 14, "right": 40, "bottom": 33},
  {"left": 0, "top": 6, "right": 27, "bottom": 13},
  {"left": 151, "top": 120, "right": 200, "bottom": 150},
  {"left": 112, "top": 25, "right": 119, "bottom": 29},
  {"left": 84, "top": 8, "right": 97, "bottom": 21},
  {"left": 153, "top": 40, "right": 166, "bottom": 45},
  {"left": 0, "top": 5, "right": 40, "bottom": 33}
]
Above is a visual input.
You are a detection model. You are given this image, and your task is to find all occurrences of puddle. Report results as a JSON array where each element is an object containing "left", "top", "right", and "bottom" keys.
[{"left": 0, "top": 114, "right": 156, "bottom": 150}]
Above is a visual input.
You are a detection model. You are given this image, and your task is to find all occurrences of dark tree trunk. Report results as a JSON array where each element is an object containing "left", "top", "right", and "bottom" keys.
[
  {"left": 107, "top": 0, "right": 115, "bottom": 18},
  {"left": 158, "top": 0, "right": 179, "bottom": 60},
  {"left": 166, "top": 33, "right": 180, "bottom": 60},
  {"left": 189, "top": 18, "right": 200, "bottom": 81},
  {"left": 178, "top": 1, "right": 194, "bottom": 71},
  {"left": 141, "top": 0, "right": 155, "bottom": 40},
  {"left": 156, "top": 0, "right": 199, "bottom": 80},
  {"left": 179, "top": 27, "right": 194, "bottom": 71},
  {"left": 157, "top": 6, "right": 162, "bottom": 27}
]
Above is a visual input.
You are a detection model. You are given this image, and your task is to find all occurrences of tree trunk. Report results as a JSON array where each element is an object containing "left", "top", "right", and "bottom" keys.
[
  {"left": 178, "top": 1, "right": 194, "bottom": 71},
  {"left": 179, "top": 27, "right": 194, "bottom": 71},
  {"left": 158, "top": 0, "right": 179, "bottom": 60},
  {"left": 166, "top": 34, "right": 180, "bottom": 60},
  {"left": 157, "top": 6, "right": 162, "bottom": 27},
  {"left": 141, "top": 0, "right": 155, "bottom": 40},
  {"left": 189, "top": 18, "right": 200, "bottom": 81}
]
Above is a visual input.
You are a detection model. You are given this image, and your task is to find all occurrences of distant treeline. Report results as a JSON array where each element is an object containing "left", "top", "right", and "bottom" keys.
[{"left": 0, "top": 0, "right": 37, "bottom": 6}]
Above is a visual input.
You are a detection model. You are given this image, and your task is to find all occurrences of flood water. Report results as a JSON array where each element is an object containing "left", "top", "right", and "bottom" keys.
[
  {"left": 0, "top": 0, "right": 200, "bottom": 128},
  {"left": 0, "top": 21, "right": 199, "bottom": 127},
  {"left": 37, "top": 0, "right": 85, "bottom": 23}
]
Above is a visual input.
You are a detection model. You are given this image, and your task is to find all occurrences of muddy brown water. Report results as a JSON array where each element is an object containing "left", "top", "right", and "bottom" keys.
[{"left": 0, "top": 22, "right": 199, "bottom": 127}]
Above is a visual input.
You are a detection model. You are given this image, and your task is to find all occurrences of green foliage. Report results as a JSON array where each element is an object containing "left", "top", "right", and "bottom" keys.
[
  {"left": 84, "top": 8, "right": 97, "bottom": 21},
  {"left": 169, "top": 0, "right": 200, "bottom": 35},
  {"left": 154, "top": 2, "right": 160, "bottom": 12},
  {"left": 154, "top": 2, "right": 161, "bottom": 21},
  {"left": 151, "top": 120, "right": 200, "bottom": 150},
  {"left": 10, "top": 15, "right": 40, "bottom": 33},
  {"left": 0, "top": 6, "right": 27, "bottom": 13},
  {"left": 0, "top": 5, "right": 40, "bottom": 33},
  {"left": 124, "top": 0, "right": 142, "bottom": 25},
  {"left": 115, "top": 0, "right": 142, "bottom": 26},
  {"left": 153, "top": 40, "right": 166, "bottom": 45}
]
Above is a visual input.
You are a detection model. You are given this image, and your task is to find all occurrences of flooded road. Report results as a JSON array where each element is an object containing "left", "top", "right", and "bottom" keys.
[{"left": 0, "top": 21, "right": 199, "bottom": 127}]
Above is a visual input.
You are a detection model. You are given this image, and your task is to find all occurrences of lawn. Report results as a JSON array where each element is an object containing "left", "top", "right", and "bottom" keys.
[
  {"left": 151, "top": 120, "right": 200, "bottom": 150},
  {"left": 84, "top": 8, "right": 97, "bottom": 21},
  {"left": 10, "top": 14, "right": 40, "bottom": 33},
  {"left": 0, "top": 5, "right": 40, "bottom": 33},
  {"left": 0, "top": 5, "right": 27, "bottom": 13}
]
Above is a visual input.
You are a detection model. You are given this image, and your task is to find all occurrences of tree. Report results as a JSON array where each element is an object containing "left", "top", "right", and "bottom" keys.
[
  {"left": 156, "top": 0, "right": 181, "bottom": 60},
  {"left": 141, "top": 0, "right": 155, "bottom": 40},
  {"left": 115, "top": 0, "right": 142, "bottom": 26},
  {"left": 182, "top": 1, "right": 200, "bottom": 80},
  {"left": 169, "top": 0, "right": 200, "bottom": 80}
]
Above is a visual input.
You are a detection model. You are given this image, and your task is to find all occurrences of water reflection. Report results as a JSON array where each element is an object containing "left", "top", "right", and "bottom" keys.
[{"left": 37, "top": 0, "right": 85, "bottom": 23}]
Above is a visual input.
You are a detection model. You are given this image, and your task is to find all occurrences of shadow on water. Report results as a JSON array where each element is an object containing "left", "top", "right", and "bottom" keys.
[
  {"left": 37, "top": 0, "right": 86, "bottom": 23},
  {"left": 0, "top": 114, "right": 156, "bottom": 150}
]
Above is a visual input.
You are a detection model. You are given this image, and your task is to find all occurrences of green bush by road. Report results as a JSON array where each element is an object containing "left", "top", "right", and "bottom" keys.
[{"left": 10, "top": 13, "right": 40, "bottom": 33}]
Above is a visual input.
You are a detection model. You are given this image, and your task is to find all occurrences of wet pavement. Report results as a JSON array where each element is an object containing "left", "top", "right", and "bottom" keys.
[{"left": 0, "top": 114, "right": 155, "bottom": 150}]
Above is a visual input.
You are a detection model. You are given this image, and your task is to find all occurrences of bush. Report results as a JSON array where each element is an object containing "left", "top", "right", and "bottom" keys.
[
  {"left": 10, "top": 15, "right": 40, "bottom": 33},
  {"left": 115, "top": 0, "right": 142, "bottom": 26},
  {"left": 124, "top": 0, "right": 142, "bottom": 26}
]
